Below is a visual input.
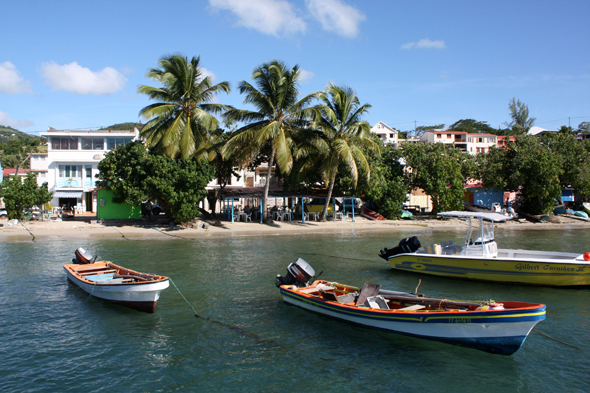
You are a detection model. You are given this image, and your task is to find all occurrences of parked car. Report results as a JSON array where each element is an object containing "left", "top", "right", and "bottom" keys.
[{"left": 0, "top": 209, "right": 7, "bottom": 218}]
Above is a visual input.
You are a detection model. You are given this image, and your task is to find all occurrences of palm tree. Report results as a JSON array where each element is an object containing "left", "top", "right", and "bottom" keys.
[
  {"left": 306, "top": 84, "right": 380, "bottom": 221},
  {"left": 138, "top": 54, "right": 230, "bottom": 159},
  {"left": 222, "top": 60, "right": 318, "bottom": 220}
]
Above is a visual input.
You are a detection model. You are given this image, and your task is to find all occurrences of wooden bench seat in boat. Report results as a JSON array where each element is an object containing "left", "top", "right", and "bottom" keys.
[
  {"left": 79, "top": 269, "right": 117, "bottom": 276},
  {"left": 397, "top": 304, "right": 426, "bottom": 311},
  {"left": 85, "top": 273, "right": 124, "bottom": 283}
]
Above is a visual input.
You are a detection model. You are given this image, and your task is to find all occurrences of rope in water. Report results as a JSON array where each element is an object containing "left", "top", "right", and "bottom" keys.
[
  {"left": 532, "top": 329, "right": 581, "bottom": 350},
  {"left": 169, "top": 277, "right": 264, "bottom": 341},
  {"left": 299, "top": 252, "right": 378, "bottom": 264},
  {"left": 111, "top": 227, "right": 129, "bottom": 240},
  {"left": 19, "top": 220, "right": 35, "bottom": 241}
]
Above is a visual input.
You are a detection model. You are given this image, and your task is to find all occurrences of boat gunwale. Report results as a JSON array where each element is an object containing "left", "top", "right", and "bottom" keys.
[
  {"left": 279, "top": 285, "right": 546, "bottom": 318},
  {"left": 64, "top": 262, "right": 169, "bottom": 286}
]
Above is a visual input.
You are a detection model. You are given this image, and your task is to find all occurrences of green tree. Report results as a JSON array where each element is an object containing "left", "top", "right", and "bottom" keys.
[
  {"left": 138, "top": 54, "right": 230, "bottom": 159},
  {"left": 409, "top": 124, "right": 445, "bottom": 137},
  {"left": 222, "top": 60, "right": 318, "bottom": 220},
  {"left": 369, "top": 146, "right": 409, "bottom": 218},
  {"left": 448, "top": 119, "right": 499, "bottom": 135},
  {"left": 577, "top": 122, "right": 590, "bottom": 133},
  {"left": 0, "top": 173, "right": 52, "bottom": 220},
  {"left": 505, "top": 98, "right": 536, "bottom": 136},
  {"left": 305, "top": 84, "right": 380, "bottom": 221},
  {"left": 477, "top": 136, "right": 562, "bottom": 214},
  {"left": 542, "top": 133, "right": 590, "bottom": 199},
  {"left": 96, "top": 141, "right": 215, "bottom": 223},
  {"left": 403, "top": 143, "right": 469, "bottom": 214}
]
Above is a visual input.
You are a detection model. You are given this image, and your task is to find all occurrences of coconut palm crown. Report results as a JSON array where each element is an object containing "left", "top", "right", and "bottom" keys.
[
  {"left": 222, "top": 60, "right": 318, "bottom": 219},
  {"left": 304, "top": 84, "right": 380, "bottom": 221},
  {"left": 138, "top": 54, "right": 230, "bottom": 159}
]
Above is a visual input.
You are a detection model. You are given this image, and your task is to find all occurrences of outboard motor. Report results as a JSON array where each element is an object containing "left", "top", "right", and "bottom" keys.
[
  {"left": 276, "top": 258, "right": 316, "bottom": 288},
  {"left": 379, "top": 236, "right": 421, "bottom": 260},
  {"left": 72, "top": 247, "right": 94, "bottom": 264}
]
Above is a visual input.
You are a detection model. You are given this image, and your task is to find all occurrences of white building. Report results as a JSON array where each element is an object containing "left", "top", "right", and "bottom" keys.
[
  {"left": 371, "top": 122, "right": 399, "bottom": 146},
  {"left": 39, "top": 127, "right": 139, "bottom": 212},
  {"left": 420, "top": 130, "right": 499, "bottom": 155}
]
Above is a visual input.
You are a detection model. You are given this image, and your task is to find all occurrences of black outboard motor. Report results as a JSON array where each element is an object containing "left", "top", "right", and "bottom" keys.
[
  {"left": 276, "top": 258, "right": 316, "bottom": 288},
  {"left": 379, "top": 236, "right": 421, "bottom": 260},
  {"left": 72, "top": 247, "right": 94, "bottom": 264}
]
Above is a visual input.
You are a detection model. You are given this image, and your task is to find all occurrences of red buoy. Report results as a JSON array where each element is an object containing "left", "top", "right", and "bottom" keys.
[{"left": 584, "top": 252, "right": 590, "bottom": 261}]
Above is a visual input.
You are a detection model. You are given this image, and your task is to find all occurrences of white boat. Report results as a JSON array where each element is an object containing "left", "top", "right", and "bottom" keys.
[
  {"left": 64, "top": 248, "right": 169, "bottom": 312},
  {"left": 379, "top": 211, "right": 590, "bottom": 286},
  {"left": 276, "top": 259, "right": 546, "bottom": 355}
]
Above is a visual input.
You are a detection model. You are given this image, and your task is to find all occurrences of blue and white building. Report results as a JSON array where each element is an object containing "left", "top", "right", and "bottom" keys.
[{"left": 38, "top": 127, "right": 138, "bottom": 212}]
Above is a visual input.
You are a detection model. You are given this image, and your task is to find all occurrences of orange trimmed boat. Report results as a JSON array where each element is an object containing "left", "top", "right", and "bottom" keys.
[
  {"left": 64, "top": 248, "right": 169, "bottom": 313},
  {"left": 276, "top": 258, "right": 546, "bottom": 355}
]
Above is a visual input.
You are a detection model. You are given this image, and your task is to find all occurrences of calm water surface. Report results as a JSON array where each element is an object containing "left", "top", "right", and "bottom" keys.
[{"left": 1, "top": 227, "right": 589, "bottom": 392}]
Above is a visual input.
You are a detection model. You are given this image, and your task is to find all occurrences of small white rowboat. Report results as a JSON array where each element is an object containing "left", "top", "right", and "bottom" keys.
[{"left": 64, "top": 248, "right": 169, "bottom": 313}]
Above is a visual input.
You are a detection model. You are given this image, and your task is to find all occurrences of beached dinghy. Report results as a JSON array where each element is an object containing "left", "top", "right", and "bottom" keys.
[
  {"left": 64, "top": 248, "right": 169, "bottom": 313},
  {"left": 379, "top": 211, "right": 590, "bottom": 286},
  {"left": 276, "top": 259, "right": 546, "bottom": 355}
]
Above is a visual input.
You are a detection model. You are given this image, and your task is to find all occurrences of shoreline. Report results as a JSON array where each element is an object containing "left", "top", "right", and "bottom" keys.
[{"left": 1, "top": 214, "right": 589, "bottom": 242}]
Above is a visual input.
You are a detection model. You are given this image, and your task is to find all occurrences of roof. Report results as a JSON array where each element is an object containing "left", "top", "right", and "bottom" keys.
[
  {"left": 3, "top": 168, "right": 31, "bottom": 176},
  {"left": 217, "top": 186, "right": 355, "bottom": 199}
]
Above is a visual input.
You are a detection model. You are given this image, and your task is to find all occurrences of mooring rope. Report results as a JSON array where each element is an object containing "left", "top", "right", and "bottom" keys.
[
  {"left": 532, "top": 329, "right": 581, "bottom": 350},
  {"left": 19, "top": 220, "right": 35, "bottom": 241},
  {"left": 299, "top": 252, "right": 379, "bottom": 264},
  {"left": 169, "top": 277, "right": 264, "bottom": 341},
  {"left": 111, "top": 227, "right": 129, "bottom": 240}
]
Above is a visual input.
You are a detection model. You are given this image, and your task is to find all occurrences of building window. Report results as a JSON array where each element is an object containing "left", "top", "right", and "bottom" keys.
[
  {"left": 59, "top": 165, "right": 79, "bottom": 178},
  {"left": 51, "top": 137, "right": 78, "bottom": 150},
  {"left": 86, "top": 167, "right": 92, "bottom": 178},
  {"left": 81, "top": 137, "right": 105, "bottom": 150},
  {"left": 107, "top": 137, "right": 133, "bottom": 150},
  {"left": 447, "top": 134, "right": 452, "bottom": 139},
  {"left": 437, "top": 134, "right": 441, "bottom": 139},
  {"left": 38, "top": 172, "right": 46, "bottom": 178}
]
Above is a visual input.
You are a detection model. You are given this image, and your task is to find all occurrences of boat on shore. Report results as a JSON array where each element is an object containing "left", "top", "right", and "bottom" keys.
[
  {"left": 64, "top": 248, "right": 169, "bottom": 312},
  {"left": 514, "top": 207, "right": 549, "bottom": 223},
  {"left": 583, "top": 202, "right": 590, "bottom": 215},
  {"left": 360, "top": 206, "right": 386, "bottom": 220},
  {"left": 275, "top": 259, "right": 546, "bottom": 355},
  {"left": 379, "top": 211, "right": 590, "bottom": 286}
]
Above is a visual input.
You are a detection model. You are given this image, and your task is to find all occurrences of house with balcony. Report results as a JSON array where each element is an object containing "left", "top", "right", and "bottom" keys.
[
  {"left": 40, "top": 127, "right": 139, "bottom": 213},
  {"left": 420, "top": 130, "right": 500, "bottom": 155},
  {"left": 371, "top": 122, "right": 399, "bottom": 146}
]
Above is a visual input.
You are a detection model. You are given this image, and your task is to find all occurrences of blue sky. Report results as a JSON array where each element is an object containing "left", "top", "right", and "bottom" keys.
[{"left": 2, "top": 0, "right": 589, "bottom": 136}]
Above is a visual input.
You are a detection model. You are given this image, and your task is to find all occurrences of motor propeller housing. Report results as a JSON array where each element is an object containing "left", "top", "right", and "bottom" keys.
[{"left": 276, "top": 258, "right": 316, "bottom": 287}]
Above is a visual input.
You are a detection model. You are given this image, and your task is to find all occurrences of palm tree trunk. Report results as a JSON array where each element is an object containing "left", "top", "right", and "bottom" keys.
[
  {"left": 321, "top": 173, "right": 337, "bottom": 222},
  {"left": 262, "top": 148, "right": 276, "bottom": 220}
]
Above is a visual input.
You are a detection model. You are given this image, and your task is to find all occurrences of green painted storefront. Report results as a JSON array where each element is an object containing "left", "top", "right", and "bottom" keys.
[{"left": 96, "top": 189, "right": 141, "bottom": 220}]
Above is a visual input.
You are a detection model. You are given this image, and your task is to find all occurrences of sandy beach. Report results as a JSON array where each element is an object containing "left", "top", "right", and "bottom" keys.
[{"left": 1, "top": 213, "right": 589, "bottom": 242}]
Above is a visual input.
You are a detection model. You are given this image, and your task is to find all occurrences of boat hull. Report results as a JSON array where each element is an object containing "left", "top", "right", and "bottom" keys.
[
  {"left": 387, "top": 251, "right": 590, "bottom": 286},
  {"left": 64, "top": 263, "right": 169, "bottom": 312},
  {"left": 280, "top": 287, "right": 545, "bottom": 355}
]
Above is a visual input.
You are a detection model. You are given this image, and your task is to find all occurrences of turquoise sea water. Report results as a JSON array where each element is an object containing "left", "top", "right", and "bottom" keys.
[{"left": 1, "top": 227, "right": 590, "bottom": 392}]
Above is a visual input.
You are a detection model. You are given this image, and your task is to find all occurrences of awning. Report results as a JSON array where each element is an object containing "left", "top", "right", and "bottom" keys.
[{"left": 53, "top": 191, "right": 83, "bottom": 198}]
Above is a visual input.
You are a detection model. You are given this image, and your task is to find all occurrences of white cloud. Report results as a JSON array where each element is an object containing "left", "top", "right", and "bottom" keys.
[
  {"left": 41, "top": 62, "right": 126, "bottom": 95},
  {"left": 0, "top": 110, "right": 34, "bottom": 128},
  {"left": 0, "top": 62, "right": 33, "bottom": 94},
  {"left": 298, "top": 68, "right": 314, "bottom": 83},
  {"left": 401, "top": 38, "right": 447, "bottom": 50},
  {"left": 306, "top": 0, "right": 365, "bottom": 38},
  {"left": 208, "top": 0, "right": 306, "bottom": 36}
]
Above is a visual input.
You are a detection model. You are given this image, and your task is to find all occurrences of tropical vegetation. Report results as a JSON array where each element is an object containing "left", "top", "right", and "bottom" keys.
[
  {"left": 138, "top": 54, "right": 230, "bottom": 159},
  {"left": 0, "top": 172, "right": 53, "bottom": 220},
  {"left": 95, "top": 141, "right": 215, "bottom": 223},
  {"left": 222, "top": 60, "right": 318, "bottom": 220}
]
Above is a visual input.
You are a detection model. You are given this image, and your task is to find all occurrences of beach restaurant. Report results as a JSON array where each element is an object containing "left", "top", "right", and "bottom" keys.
[{"left": 216, "top": 187, "right": 359, "bottom": 224}]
